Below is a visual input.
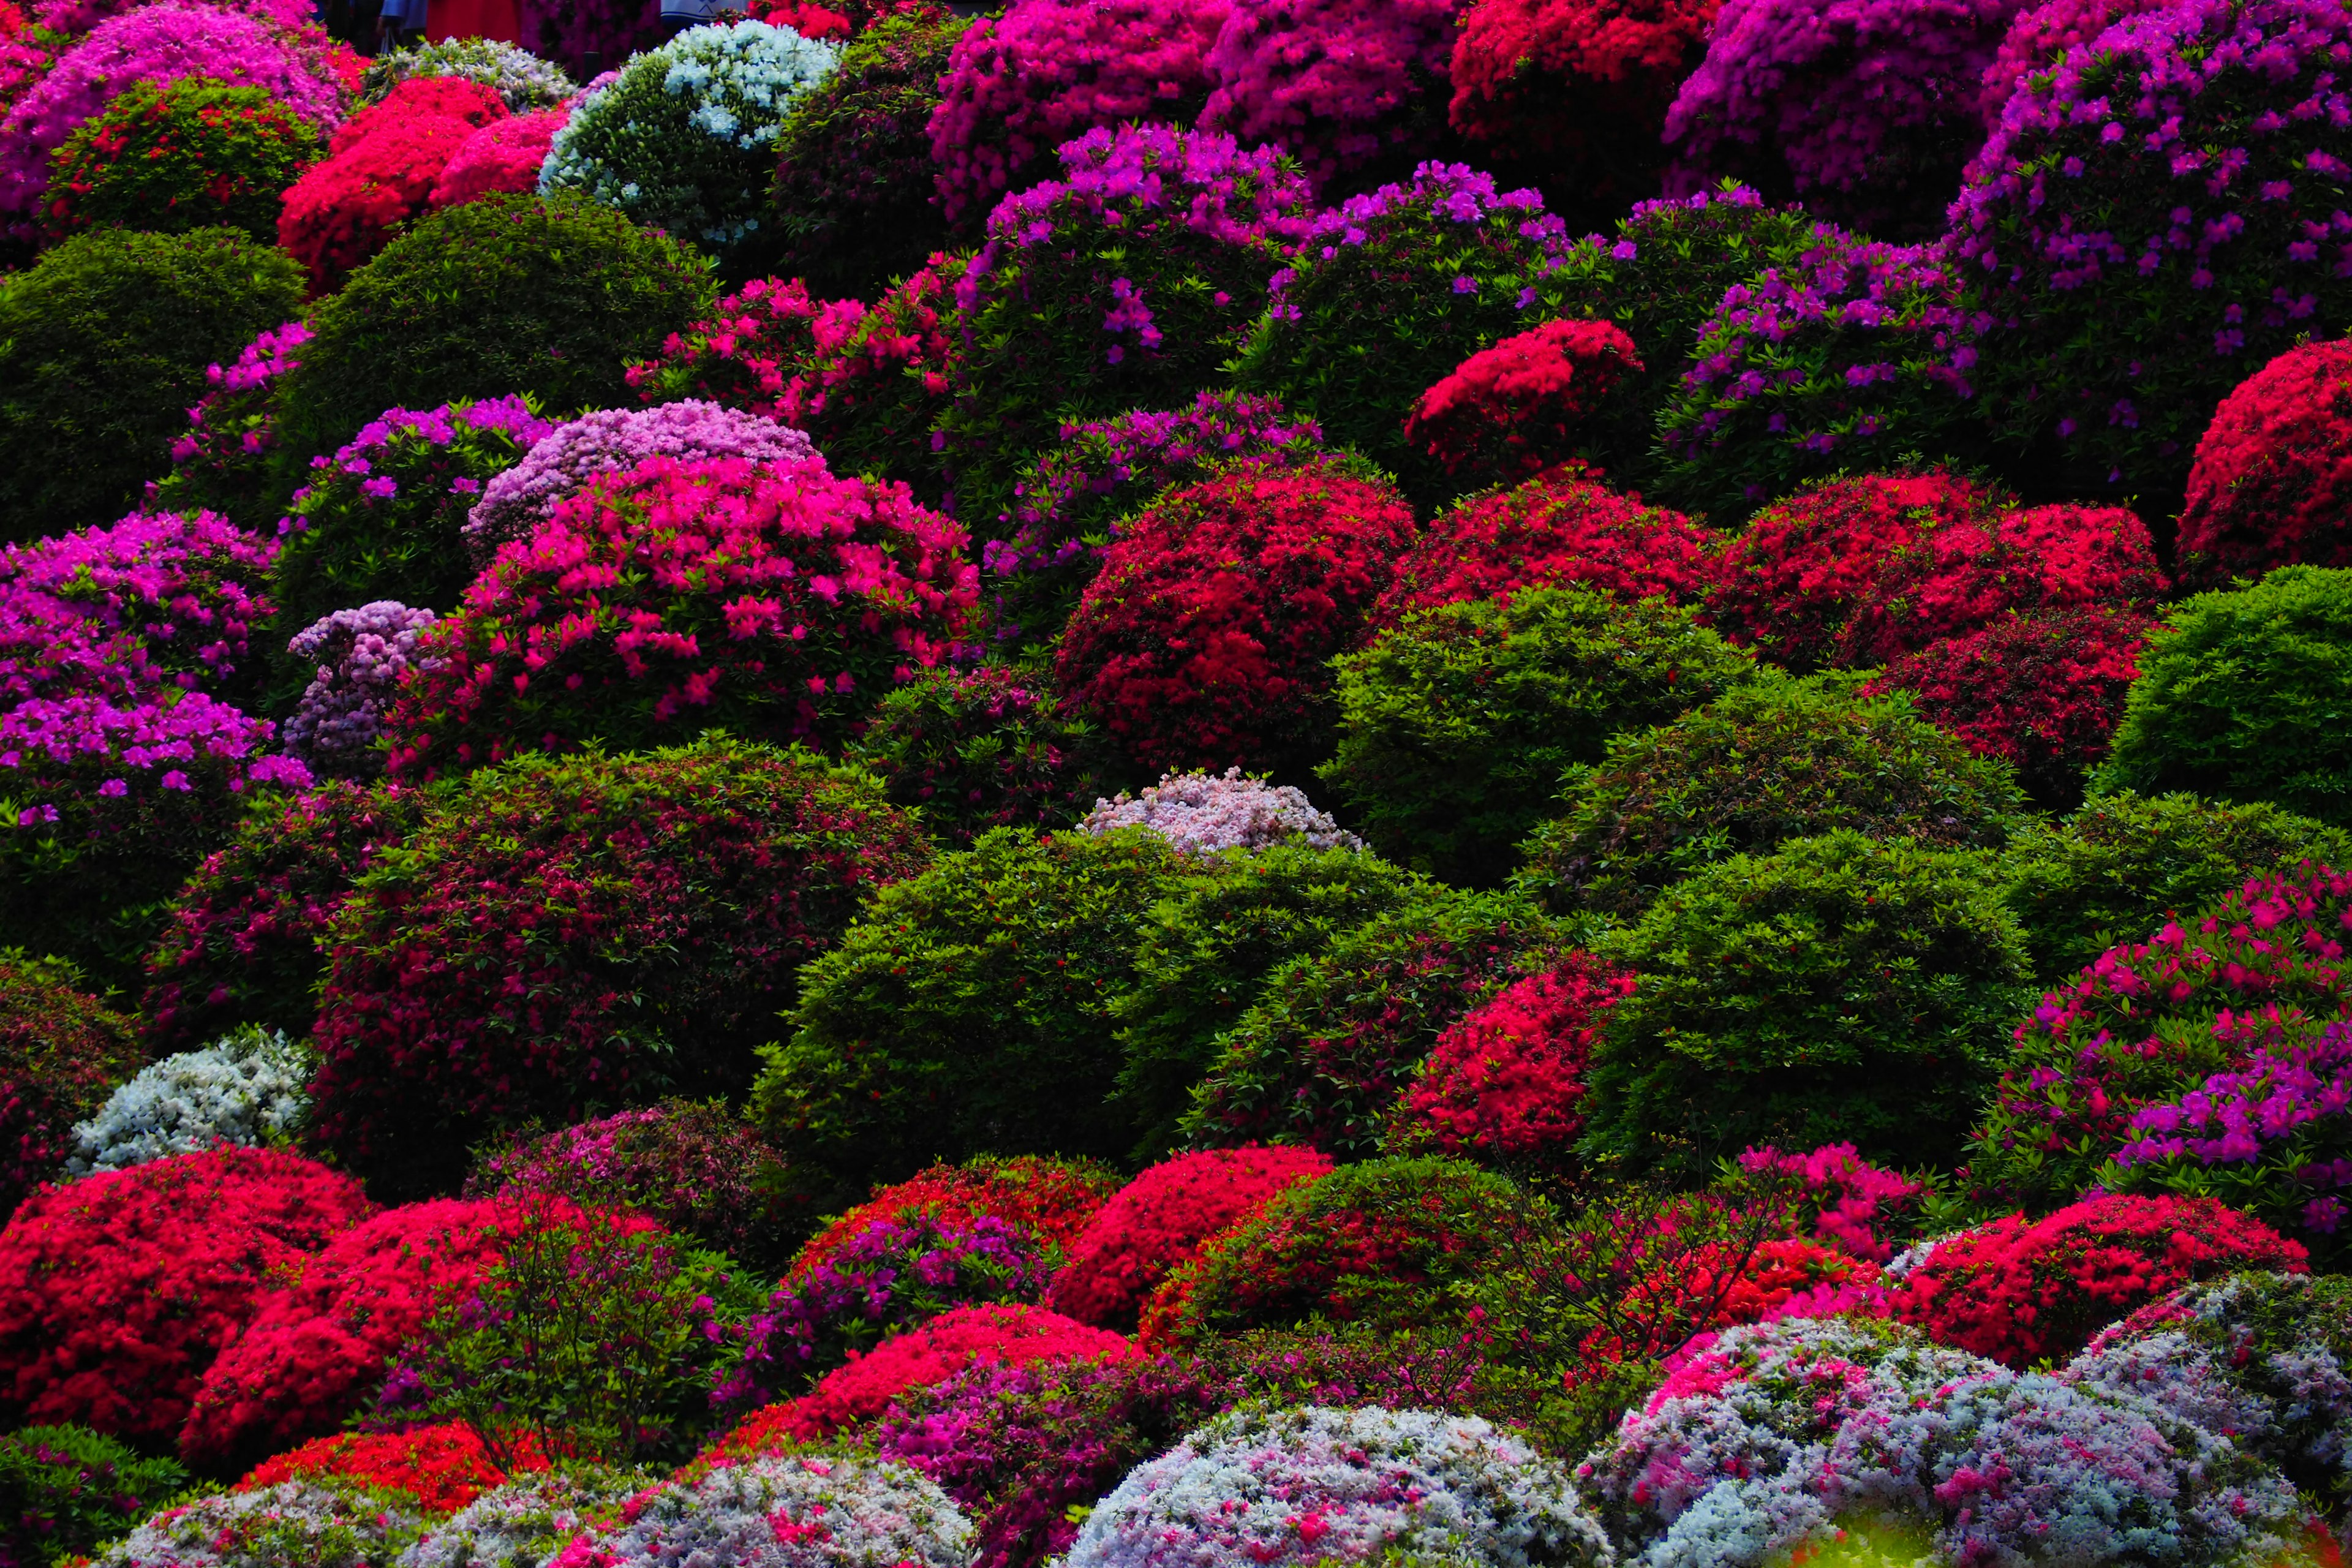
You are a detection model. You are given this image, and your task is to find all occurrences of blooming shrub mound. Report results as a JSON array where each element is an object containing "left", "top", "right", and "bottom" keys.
[
  {"left": 1374, "top": 463, "right": 1724, "bottom": 622},
  {"left": 1585, "top": 829, "right": 2027, "bottom": 1178},
  {"left": 1662, "top": 0, "right": 2020, "bottom": 235},
  {"left": 183, "top": 1198, "right": 524, "bottom": 1471},
  {"left": 138, "top": 779, "right": 424, "bottom": 1052},
  {"left": 568, "top": 1452, "right": 970, "bottom": 1568},
  {"left": 1080, "top": 770, "right": 1362, "bottom": 857},
  {"left": 1324, "top": 585, "right": 1756, "bottom": 886},
  {"left": 1109, "top": 843, "right": 1433, "bottom": 1155},
  {"left": 1185, "top": 891, "right": 1557, "bottom": 1156},
  {"left": 65, "top": 1025, "right": 309, "bottom": 1178},
  {"left": 148, "top": 317, "right": 309, "bottom": 532},
  {"left": 462, "top": 401, "right": 818, "bottom": 567},
  {"left": 0, "top": 0, "right": 344, "bottom": 222},
  {"left": 1066, "top": 1404, "right": 1611, "bottom": 1568},
  {"left": 311, "top": 739, "right": 929, "bottom": 1196},
  {"left": 1386, "top": 956, "right": 1634, "bottom": 1174},
  {"left": 0, "top": 1147, "right": 371, "bottom": 1444},
  {"left": 1049, "top": 1148, "right": 1333, "bottom": 1332},
  {"left": 399, "top": 1466, "right": 646, "bottom": 1568},
  {"left": 925, "top": 0, "right": 1227, "bottom": 228},
  {"left": 1054, "top": 458, "right": 1415, "bottom": 777},
  {"left": 2180, "top": 341, "right": 2352, "bottom": 588},
  {"left": 1199, "top": 0, "right": 1464, "bottom": 190},
  {"left": 768, "top": 7, "right": 968, "bottom": 296},
  {"left": 279, "top": 603, "right": 440, "bottom": 779},
  {"left": 1704, "top": 469, "right": 2007, "bottom": 671},
  {"left": 0, "top": 951, "right": 138, "bottom": 1216},
  {"left": 235, "top": 1423, "right": 527, "bottom": 1514},
  {"left": 0, "top": 227, "right": 304, "bottom": 541},
  {"left": 710, "top": 1304, "right": 1135, "bottom": 1450},
  {"left": 0, "top": 507, "right": 277, "bottom": 707},
  {"left": 42, "top": 78, "right": 321, "bottom": 243},
  {"left": 430, "top": 107, "right": 568, "bottom": 211},
  {"left": 1887, "top": 1194, "right": 2307, "bottom": 1367},
  {"left": 846, "top": 666, "right": 1107, "bottom": 846},
  {"left": 277, "top": 192, "right": 715, "bottom": 464},
  {"left": 469, "top": 1101, "right": 804, "bottom": 1272},
  {"left": 1517, "top": 673, "right": 2025, "bottom": 918},
  {"left": 1975, "top": 0, "right": 2169, "bottom": 128},
  {"left": 390, "top": 455, "right": 973, "bottom": 774},
  {"left": 2094, "top": 565, "right": 2352, "bottom": 825},
  {"left": 757, "top": 827, "right": 1209, "bottom": 1195},
  {"left": 1404, "top": 318, "right": 1642, "bottom": 482},
  {"left": 1956, "top": 0, "right": 2352, "bottom": 500},
  {"left": 986, "top": 391, "right": 1327, "bottom": 650},
  {"left": 1231, "top": 163, "right": 1570, "bottom": 500},
  {"left": 1656, "top": 233, "right": 1989, "bottom": 519},
  {"left": 1736, "top": 1141, "right": 1929, "bottom": 1262},
  {"left": 278, "top": 76, "right": 510, "bottom": 292},
  {"left": 274, "top": 397, "right": 556, "bottom": 639},
  {"left": 89, "top": 1479, "right": 423, "bottom": 1568},
  {"left": 0, "top": 1424, "right": 189, "bottom": 1568},
  {"left": 788, "top": 1155, "right": 1119, "bottom": 1283},
  {"left": 360, "top": 36, "right": 576, "bottom": 111},
  {"left": 937, "top": 124, "right": 1317, "bottom": 527},
  {"left": 543, "top": 20, "right": 840, "bottom": 266}
]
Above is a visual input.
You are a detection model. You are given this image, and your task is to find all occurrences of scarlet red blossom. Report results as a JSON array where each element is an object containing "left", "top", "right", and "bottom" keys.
[
  {"left": 236, "top": 1422, "right": 544, "bottom": 1513},
  {"left": 1404, "top": 319, "right": 1642, "bottom": 481},
  {"left": 279, "top": 78, "right": 510, "bottom": 291},
  {"left": 2177, "top": 339, "right": 2352, "bottom": 589}
]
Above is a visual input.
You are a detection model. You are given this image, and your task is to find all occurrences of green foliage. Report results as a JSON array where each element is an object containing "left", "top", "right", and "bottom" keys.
[
  {"left": 1515, "top": 672, "right": 2026, "bottom": 918},
  {"left": 0, "top": 227, "right": 304, "bottom": 541},
  {"left": 1996, "top": 791, "right": 2352, "bottom": 983},
  {"left": 2092, "top": 565, "right": 2352, "bottom": 826},
  {"left": 843, "top": 665, "right": 1110, "bottom": 848},
  {"left": 1585, "top": 830, "right": 2031, "bottom": 1179},
  {"left": 1321, "top": 586, "right": 1758, "bottom": 886},
  {"left": 0, "top": 1423, "right": 188, "bottom": 1568},
  {"left": 755, "top": 826, "right": 1217, "bottom": 1197},
  {"left": 1111, "top": 844, "right": 1436, "bottom": 1159},
  {"left": 44, "top": 79, "right": 323, "bottom": 246},
  {"left": 279, "top": 192, "right": 715, "bottom": 461}
]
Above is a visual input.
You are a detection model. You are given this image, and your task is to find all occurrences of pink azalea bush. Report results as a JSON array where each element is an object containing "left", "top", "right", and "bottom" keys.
[
  {"left": 1200, "top": 0, "right": 1466, "bottom": 189},
  {"left": 429, "top": 106, "right": 568, "bottom": 210},
  {"left": 150, "top": 318, "right": 311, "bottom": 529}
]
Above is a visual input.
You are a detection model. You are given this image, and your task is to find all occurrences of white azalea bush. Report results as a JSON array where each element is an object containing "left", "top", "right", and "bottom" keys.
[
  {"left": 1079, "top": 768, "right": 1365, "bottom": 856},
  {"left": 93, "top": 1481, "right": 422, "bottom": 1568},
  {"left": 540, "top": 20, "right": 839, "bottom": 262},
  {"left": 554, "top": 1453, "right": 972, "bottom": 1567},
  {"left": 398, "top": 1468, "right": 648, "bottom": 1568},
  {"left": 1064, "top": 1405, "right": 1611, "bottom": 1568},
  {"left": 360, "top": 37, "right": 577, "bottom": 111},
  {"left": 66, "top": 1025, "right": 312, "bottom": 1176}
]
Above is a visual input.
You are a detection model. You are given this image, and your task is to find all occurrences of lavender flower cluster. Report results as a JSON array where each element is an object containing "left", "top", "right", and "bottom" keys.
[
  {"left": 279, "top": 602, "right": 439, "bottom": 779},
  {"left": 549, "top": 1453, "right": 973, "bottom": 1568},
  {"left": 1079, "top": 769, "right": 1364, "bottom": 856},
  {"left": 463, "top": 400, "right": 820, "bottom": 565}
]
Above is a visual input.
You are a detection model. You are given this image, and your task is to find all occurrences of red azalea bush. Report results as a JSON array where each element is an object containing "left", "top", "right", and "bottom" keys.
[
  {"left": 309, "top": 739, "right": 931, "bottom": 1197},
  {"left": 1705, "top": 469, "right": 2008, "bottom": 671},
  {"left": 1403, "top": 320, "right": 1643, "bottom": 481},
  {"left": 430, "top": 107, "right": 568, "bottom": 210},
  {"left": 1374, "top": 463, "right": 1721, "bottom": 624},
  {"left": 699, "top": 1303, "right": 1134, "bottom": 1453},
  {"left": 181, "top": 1198, "right": 523, "bottom": 1471},
  {"left": 1385, "top": 956, "right": 1634, "bottom": 1175},
  {"left": 0, "top": 1147, "right": 372, "bottom": 1445},
  {"left": 235, "top": 1422, "right": 538, "bottom": 1512},
  {"left": 382, "top": 454, "right": 978, "bottom": 776},
  {"left": 1860, "top": 606, "right": 2150, "bottom": 804},
  {"left": 1885, "top": 1193, "right": 2308, "bottom": 1366},
  {"left": 1047, "top": 1148, "right": 1335, "bottom": 1332},
  {"left": 279, "top": 77, "right": 510, "bottom": 292},
  {"left": 1052, "top": 456, "right": 1416, "bottom": 775},
  {"left": 789, "top": 1155, "right": 1120, "bottom": 1283},
  {"left": 925, "top": 0, "right": 1229, "bottom": 228},
  {"left": 138, "top": 780, "right": 424, "bottom": 1054},
  {"left": 0, "top": 952, "right": 139, "bottom": 1219},
  {"left": 1200, "top": 0, "right": 1463, "bottom": 189},
  {"left": 2177, "top": 340, "right": 2352, "bottom": 589},
  {"left": 1834, "top": 500, "right": 2165, "bottom": 664}
]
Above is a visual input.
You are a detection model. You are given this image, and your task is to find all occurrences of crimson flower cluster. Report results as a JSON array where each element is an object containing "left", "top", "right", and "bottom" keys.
[
  {"left": 279, "top": 76, "right": 510, "bottom": 291},
  {"left": 1199, "top": 0, "right": 1463, "bottom": 188},
  {"left": 235, "top": 1422, "right": 534, "bottom": 1515},
  {"left": 1404, "top": 318, "right": 1643, "bottom": 481},
  {"left": 2177, "top": 340, "right": 2352, "bottom": 587}
]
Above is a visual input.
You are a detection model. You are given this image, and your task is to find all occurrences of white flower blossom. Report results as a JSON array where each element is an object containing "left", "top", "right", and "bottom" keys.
[
  {"left": 66, "top": 1025, "right": 313, "bottom": 1177},
  {"left": 1080, "top": 767, "right": 1364, "bottom": 855}
]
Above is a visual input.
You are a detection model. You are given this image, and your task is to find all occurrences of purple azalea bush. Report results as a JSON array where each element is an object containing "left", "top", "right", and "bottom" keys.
[
  {"left": 278, "top": 602, "right": 439, "bottom": 779},
  {"left": 150, "top": 319, "right": 313, "bottom": 530}
]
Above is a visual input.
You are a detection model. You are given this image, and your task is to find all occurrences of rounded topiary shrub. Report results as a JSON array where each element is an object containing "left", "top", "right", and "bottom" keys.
[
  {"left": 565, "top": 1453, "right": 971, "bottom": 1568},
  {"left": 767, "top": 7, "right": 968, "bottom": 297},
  {"left": 396, "top": 1467, "right": 647, "bottom": 1568},
  {"left": 1585, "top": 829, "right": 2029, "bottom": 1179},
  {"left": 0, "top": 951, "right": 138, "bottom": 1216},
  {"left": 89, "top": 1480, "right": 422, "bottom": 1568},
  {"left": 310, "top": 738, "right": 930, "bottom": 1197},
  {"left": 755, "top": 826, "right": 1214, "bottom": 1200},
  {"left": 1053, "top": 456, "right": 1417, "bottom": 778},
  {"left": 845, "top": 665, "right": 1109, "bottom": 846},
  {"left": 277, "top": 192, "right": 716, "bottom": 464},
  {"left": 1956, "top": 0, "right": 2352, "bottom": 502},
  {"left": 542, "top": 20, "right": 841, "bottom": 270},
  {"left": 358, "top": 36, "right": 577, "bottom": 111},
  {"left": 1516, "top": 673, "right": 2027, "bottom": 918},
  {"left": 2178, "top": 340, "right": 2352, "bottom": 589},
  {"left": 2092, "top": 565, "right": 2352, "bottom": 826},
  {"left": 1185, "top": 891, "right": 1560, "bottom": 1157},
  {"left": 1110, "top": 843, "right": 1434, "bottom": 1159},
  {"left": 431, "top": 107, "right": 571, "bottom": 212},
  {"left": 1402, "top": 317, "right": 1645, "bottom": 486},
  {"left": 41, "top": 77, "right": 321, "bottom": 243},
  {"left": 145, "top": 317, "right": 310, "bottom": 533},
  {"left": 383, "top": 453, "right": 978, "bottom": 776},
  {"left": 1322, "top": 585, "right": 1758, "bottom": 886},
  {"left": 278, "top": 602, "right": 442, "bottom": 780},
  {"left": 0, "top": 227, "right": 304, "bottom": 541}
]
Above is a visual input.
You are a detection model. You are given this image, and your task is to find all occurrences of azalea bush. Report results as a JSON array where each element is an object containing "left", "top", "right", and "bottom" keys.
[
  {"left": 42, "top": 77, "right": 320, "bottom": 243},
  {"left": 279, "top": 602, "right": 442, "bottom": 778},
  {"left": 310, "top": 740, "right": 928, "bottom": 1196},
  {"left": 845, "top": 666, "right": 1108, "bottom": 845},
  {"left": 148, "top": 317, "right": 310, "bottom": 532},
  {"left": 1080, "top": 771, "right": 1361, "bottom": 858},
  {"left": 1402, "top": 318, "right": 1642, "bottom": 482},
  {"left": 563, "top": 1452, "right": 972, "bottom": 1568},
  {"left": 2178, "top": 341, "right": 2352, "bottom": 587},
  {"left": 88, "top": 1480, "right": 424, "bottom": 1568},
  {"left": 277, "top": 76, "right": 510, "bottom": 292},
  {"left": 398, "top": 1466, "right": 645, "bottom": 1568},
  {"left": 0, "top": 1424, "right": 188, "bottom": 1568},
  {"left": 359, "top": 36, "right": 575, "bottom": 111},
  {"left": 0, "top": 950, "right": 138, "bottom": 1215},
  {"left": 236, "top": 1423, "right": 526, "bottom": 1515},
  {"left": 1198, "top": 0, "right": 1464, "bottom": 190},
  {"left": 64, "top": 1024, "right": 311, "bottom": 1179},
  {"left": 786, "top": 1155, "right": 1118, "bottom": 1283},
  {"left": 431, "top": 107, "right": 570, "bottom": 210}
]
